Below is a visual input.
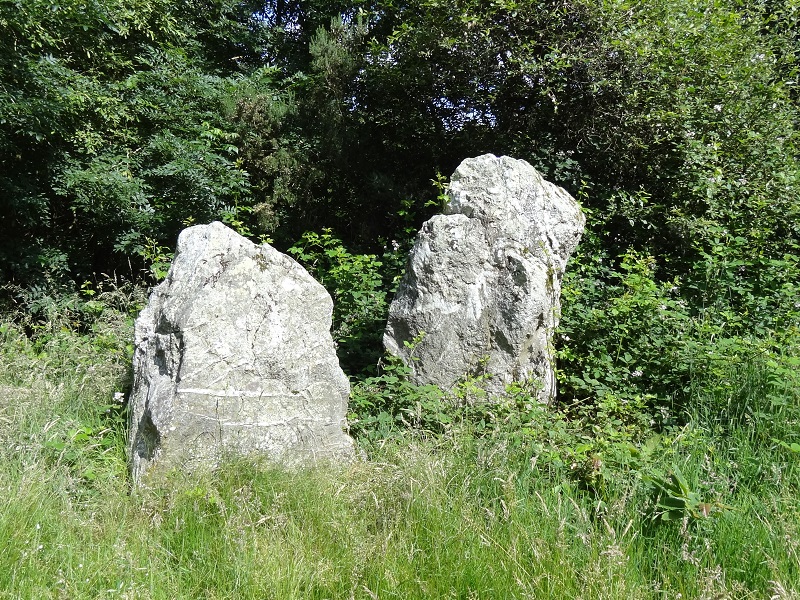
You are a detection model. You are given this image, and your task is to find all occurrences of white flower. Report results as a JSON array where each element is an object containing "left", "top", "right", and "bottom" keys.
[{"left": 713, "top": 104, "right": 723, "bottom": 112}]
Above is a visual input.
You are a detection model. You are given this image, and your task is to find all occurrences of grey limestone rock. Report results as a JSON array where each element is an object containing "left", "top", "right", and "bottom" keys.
[
  {"left": 384, "top": 154, "right": 585, "bottom": 402},
  {"left": 128, "top": 221, "right": 354, "bottom": 484}
]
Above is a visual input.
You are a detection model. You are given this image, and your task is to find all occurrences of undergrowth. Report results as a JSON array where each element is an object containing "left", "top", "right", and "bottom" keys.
[{"left": 1, "top": 288, "right": 798, "bottom": 599}]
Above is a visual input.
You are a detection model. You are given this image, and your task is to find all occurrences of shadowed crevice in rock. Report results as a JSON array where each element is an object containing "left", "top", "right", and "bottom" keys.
[{"left": 133, "top": 408, "right": 160, "bottom": 461}]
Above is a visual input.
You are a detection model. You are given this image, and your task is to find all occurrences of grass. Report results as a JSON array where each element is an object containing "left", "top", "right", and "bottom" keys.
[{"left": 0, "top": 308, "right": 799, "bottom": 599}]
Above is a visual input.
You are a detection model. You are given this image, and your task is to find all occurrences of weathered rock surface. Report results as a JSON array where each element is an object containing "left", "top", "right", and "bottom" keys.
[
  {"left": 128, "top": 222, "right": 354, "bottom": 484},
  {"left": 384, "top": 154, "right": 585, "bottom": 402}
]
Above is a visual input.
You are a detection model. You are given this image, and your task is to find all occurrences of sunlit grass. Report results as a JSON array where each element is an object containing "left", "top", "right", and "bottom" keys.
[{"left": 0, "top": 314, "right": 798, "bottom": 599}]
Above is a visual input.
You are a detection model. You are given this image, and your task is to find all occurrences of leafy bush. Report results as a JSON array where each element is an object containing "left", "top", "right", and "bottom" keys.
[
  {"left": 349, "top": 356, "right": 448, "bottom": 440},
  {"left": 0, "top": 0, "right": 271, "bottom": 295},
  {"left": 288, "top": 229, "right": 408, "bottom": 376},
  {"left": 557, "top": 215, "right": 691, "bottom": 416},
  {"left": 558, "top": 203, "right": 800, "bottom": 434}
]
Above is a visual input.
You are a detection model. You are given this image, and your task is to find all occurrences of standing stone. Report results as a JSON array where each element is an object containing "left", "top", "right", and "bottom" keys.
[
  {"left": 384, "top": 155, "right": 585, "bottom": 402},
  {"left": 128, "top": 222, "right": 354, "bottom": 484}
]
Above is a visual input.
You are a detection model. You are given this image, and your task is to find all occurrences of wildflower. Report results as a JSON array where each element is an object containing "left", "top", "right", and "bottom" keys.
[{"left": 713, "top": 104, "right": 723, "bottom": 112}]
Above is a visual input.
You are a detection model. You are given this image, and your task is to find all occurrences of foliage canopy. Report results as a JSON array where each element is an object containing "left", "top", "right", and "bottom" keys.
[{"left": 2, "top": 0, "right": 799, "bottom": 410}]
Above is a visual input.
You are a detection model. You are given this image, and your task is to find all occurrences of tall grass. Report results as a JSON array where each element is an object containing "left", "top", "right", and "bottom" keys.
[{"left": 0, "top": 308, "right": 798, "bottom": 599}]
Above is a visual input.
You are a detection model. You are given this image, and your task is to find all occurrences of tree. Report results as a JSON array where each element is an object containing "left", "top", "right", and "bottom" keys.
[
  {"left": 0, "top": 0, "right": 272, "bottom": 297},
  {"left": 233, "top": 0, "right": 800, "bottom": 389}
]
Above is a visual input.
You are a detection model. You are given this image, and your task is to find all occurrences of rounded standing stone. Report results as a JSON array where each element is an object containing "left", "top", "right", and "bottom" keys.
[{"left": 128, "top": 222, "right": 354, "bottom": 485}]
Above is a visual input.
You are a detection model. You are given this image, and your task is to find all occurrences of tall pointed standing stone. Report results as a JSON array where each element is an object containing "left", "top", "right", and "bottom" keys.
[
  {"left": 384, "top": 155, "right": 585, "bottom": 402},
  {"left": 128, "top": 222, "right": 354, "bottom": 484}
]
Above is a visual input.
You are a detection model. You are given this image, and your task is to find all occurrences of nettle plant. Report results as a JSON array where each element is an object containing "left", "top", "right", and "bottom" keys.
[{"left": 348, "top": 354, "right": 448, "bottom": 441}]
